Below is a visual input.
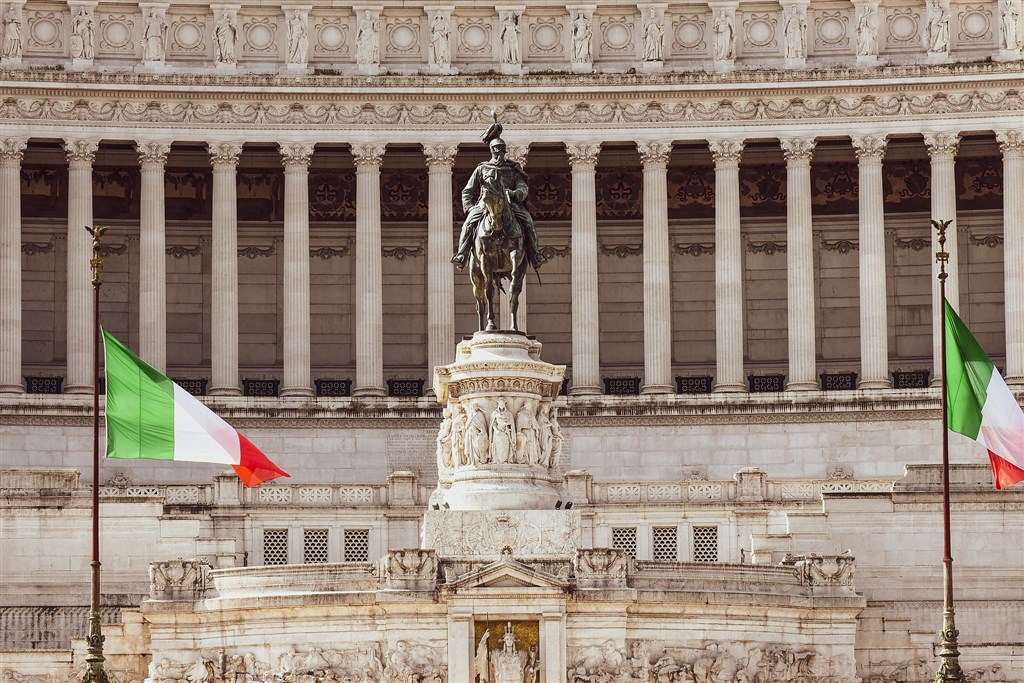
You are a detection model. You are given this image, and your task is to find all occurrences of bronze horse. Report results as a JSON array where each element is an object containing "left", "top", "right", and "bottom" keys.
[{"left": 469, "top": 178, "right": 528, "bottom": 332}]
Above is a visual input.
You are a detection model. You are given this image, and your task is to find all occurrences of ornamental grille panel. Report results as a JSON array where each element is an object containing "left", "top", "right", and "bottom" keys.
[
  {"left": 303, "top": 528, "right": 329, "bottom": 564},
  {"left": 693, "top": 526, "right": 719, "bottom": 563},
  {"left": 263, "top": 528, "right": 289, "bottom": 565},
  {"left": 315, "top": 379, "right": 351, "bottom": 397},
  {"left": 676, "top": 376, "right": 713, "bottom": 394},
  {"left": 652, "top": 526, "right": 679, "bottom": 561},
  {"left": 892, "top": 370, "right": 930, "bottom": 388},
  {"left": 611, "top": 527, "right": 638, "bottom": 559},
  {"left": 820, "top": 372, "right": 858, "bottom": 390},
  {"left": 172, "top": 378, "right": 207, "bottom": 396},
  {"left": 243, "top": 379, "right": 280, "bottom": 397},
  {"left": 604, "top": 377, "right": 641, "bottom": 395},
  {"left": 387, "top": 379, "right": 424, "bottom": 397},
  {"left": 748, "top": 374, "right": 785, "bottom": 392},
  {"left": 343, "top": 528, "right": 370, "bottom": 562},
  {"left": 24, "top": 376, "right": 63, "bottom": 394}
]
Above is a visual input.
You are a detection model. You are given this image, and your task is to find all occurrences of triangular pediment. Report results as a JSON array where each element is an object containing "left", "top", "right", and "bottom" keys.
[{"left": 445, "top": 553, "right": 570, "bottom": 591}]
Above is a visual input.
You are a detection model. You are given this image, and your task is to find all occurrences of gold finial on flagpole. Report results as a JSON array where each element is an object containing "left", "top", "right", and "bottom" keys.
[
  {"left": 932, "top": 219, "right": 952, "bottom": 284},
  {"left": 85, "top": 225, "right": 108, "bottom": 288}
]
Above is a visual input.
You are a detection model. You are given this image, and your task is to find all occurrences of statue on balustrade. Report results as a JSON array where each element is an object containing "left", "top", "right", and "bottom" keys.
[{"left": 452, "top": 115, "right": 541, "bottom": 331}]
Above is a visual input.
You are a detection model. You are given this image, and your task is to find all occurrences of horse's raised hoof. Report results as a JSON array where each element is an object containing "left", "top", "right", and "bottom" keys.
[{"left": 485, "top": 322, "right": 497, "bottom": 332}]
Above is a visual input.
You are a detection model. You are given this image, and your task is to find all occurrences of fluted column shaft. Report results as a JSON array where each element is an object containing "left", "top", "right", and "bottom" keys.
[
  {"left": 567, "top": 142, "right": 602, "bottom": 395},
  {"left": 279, "top": 144, "right": 314, "bottom": 397},
  {"left": 710, "top": 139, "right": 746, "bottom": 392},
  {"left": 137, "top": 141, "right": 171, "bottom": 373},
  {"left": 781, "top": 137, "right": 817, "bottom": 390},
  {"left": 208, "top": 143, "right": 243, "bottom": 395},
  {"left": 352, "top": 144, "right": 386, "bottom": 397},
  {"left": 638, "top": 141, "right": 674, "bottom": 394},
  {"left": 64, "top": 139, "right": 99, "bottom": 393},
  {"left": 998, "top": 131, "right": 1024, "bottom": 384},
  {"left": 424, "top": 143, "right": 458, "bottom": 395},
  {"left": 853, "top": 135, "right": 891, "bottom": 389},
  {"left": 925, "top": 132, "right": 961, "bottom": 386},
  {"left": 0, "top": 138, "right": 27, "bottom": 393}
]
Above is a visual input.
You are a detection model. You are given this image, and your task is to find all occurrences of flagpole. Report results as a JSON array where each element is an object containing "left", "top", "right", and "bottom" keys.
[
  {"left": 932, "top": 218, "right": 964, "bottom": 683},
  {"left": 83, "top": 225, "right": 109, "bottom": 683}
]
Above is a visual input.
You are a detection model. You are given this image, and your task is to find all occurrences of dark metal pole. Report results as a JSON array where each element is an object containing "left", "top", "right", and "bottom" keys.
[
  {"left": 83, "top": 225, "right": 109, "bottom": 683},
  {"left": 932, "top": 218, "right": 964, "bottom": 683}
]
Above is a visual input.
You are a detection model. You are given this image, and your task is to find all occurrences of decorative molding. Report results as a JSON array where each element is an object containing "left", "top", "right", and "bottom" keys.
[
  {"left": 279, "top": 142, "right": 314, "bottom": 166},
  {"left": 565, "top": 142, "right": 601, "bottom": 167},
  {"left": 672, "top": 241, "right": 714, "bottom": 256},
  {"left": 166, "top": 245, "right": 201, "bottom": 258},
  {"left": 923, "top": 130, "right": 961, "bottom": 157},
  {"left": 422, "top": 143, "right": 457, "bottom": 168},
  {"left": 0, "top": 137, "right": 27, "bottom": 161},
  {"left": 538, "top": 245, "right": 570, "bottom": 261},
  {"left": 238, "top": 245, "right": 275, "bottom": 259},
  {"left": 208, "top": 142, "right": 243, "bottom": 166},
  {"left": 310, "top": 245, "right": 350, "bottom": 260},
  {"left": 709, "top": 139, "right": 745, "bottom": 164},
  {"left": 636, "top": 140, "right": 672, "bottom": 166},
  {"left": 779, "top": 136, "right": 816, "bottom": 161},
  {"left": 96, "top": 242, "right": 128, "bottom": 257},
  {"left": 21, "top": 240, "right": 54, "bottom": 255},
  {"left": 747, "top": 240, "right": 787, "bottom": 254},
  {"left": 382, "top": 245, "right": 423, "bottom": 260},
  {"left": 822, "top": 238, "right": 859, "bottom": 253},
  {"left": 351, "top": 143, "right": 386, "bottom": 167},
  {"left": 598, "top": 240, "right": 641, "bottom": 258},
  {"left": 893, "top": 235, "right": 930, "bottom": 250},
  {"left": 968, "top": 233, "right": 1003, "bottom": 247},
  {"left": 851, "top": 134, "right": 888, "bottom": 159},
  {"left": 136, "top": 140, "right": 172, "bottom": 165}
]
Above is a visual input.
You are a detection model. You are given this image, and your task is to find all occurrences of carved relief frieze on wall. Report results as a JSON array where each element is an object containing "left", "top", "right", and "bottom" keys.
[
  {"left": 956, "top": 4, "right": 995, "bottom": 47},
  {"left": 811, "top": 9, "right": 852, "bottom": 53},
  {"left": 26, "top": 10, "right": 63, "bottom": 54},
  {"left": 242, "top": 15, "right": 279, "bottom": 57},
  {"left": 598, "top": 14, "right": 636, "bottom": 57},
  {"left": 457, "top": 16, "right": 492, "bottom": 59},
  {"left": 96, "top": 12, "right": 137, "bottom": 57},
  {"left": 740, "top": 11, "right": 779, "bottom": 55},
  {"left": 527, "top": 15, "right": 565, "bottom": 58},
  {"left": 671, "top": 12, "right": 708, "bottom": 55},
  {"left": 168, "top": 15, "right": 208, "bottom": 58},
  {"left": 384, "top": 15, "right": 422, "bottom": 59},
  {"left": 313, "top": 15, "right": 350, "bottom": 57},
  {"left": 885, "top": 7, "right": 924, "bottom": 50}
]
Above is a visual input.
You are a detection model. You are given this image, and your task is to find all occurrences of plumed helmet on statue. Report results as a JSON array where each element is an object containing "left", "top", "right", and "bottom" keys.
[{"left": 481, "top": 110, "right": 504, "bottom": 145}]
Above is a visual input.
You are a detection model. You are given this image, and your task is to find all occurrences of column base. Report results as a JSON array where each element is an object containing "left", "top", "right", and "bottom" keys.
[
  {"left": 351, "top": 386, "right": 386, "bottom": 397},
  {"left": 279, "top": 386, "right": 314, "bottom": 398},
  {"left": 569, "top": 384, "right": 602, "bottom": 396},
  {"left": 0, "top": 383, "right": 25, "bottom": 394},
  {"left": 640, "top": 383, "right": 674, "bottom": 395},
  {"left": 713, "top": 381, "right": 746, "bottom": 393},
  {"left": 857, "top": 378, "right": 892, "bottom": 390},
  {"left": 64, "top": 384, "right": 94, "bottom": 394},
  {"left": 208, "top": 386, "right": 242, "bottom": 396},
  {"left": 785, "top": 380, "right": 819, "bottom": 391}
]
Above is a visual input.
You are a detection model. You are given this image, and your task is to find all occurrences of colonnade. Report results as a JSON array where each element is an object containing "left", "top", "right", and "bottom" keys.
[{"left": 0, "top": 130, "right": 1022, "bottom": 396}]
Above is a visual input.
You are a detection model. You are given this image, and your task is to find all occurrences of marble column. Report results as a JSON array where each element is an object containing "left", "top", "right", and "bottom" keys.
[
  {"left": 424, "top": 143, "right": 458, "bottom": 395},
  {"left": 710, "top": 139, "right": 746, "bottom": 392},
  {"left": 279, "top": 143, "right": 315, "bottom": 397},
  {"left": 852, "top": 135, "right": 891, "bottom": 389},
  {"left": 352, "top": 143, "right": 387, "bottom": 397},
  {"left": 63, "top": 138, "right": 99, "bottom": 393},
  {"left": 566, "top": 142, "right": 602, "bottom": 395},
  {"left": 998, "top": 130, "right": 1024, "bottom": 385},
  {"left": 208, "top": 142, "right": 243, "bottom": 395},
  {"left": 637, "top": 141, "right": 674, "bottom": 394},
  {"left": 924, "top": 132, "right": 961, "bottom": 386},
  {"left": 780, "top": 137, "right": 817, "bottom": 390},
  {"left": 136, "top": 141, "right": 171, "bottom": 373},
  {"left": 0, "top": 138, "right": 28, "bottom": 393}
]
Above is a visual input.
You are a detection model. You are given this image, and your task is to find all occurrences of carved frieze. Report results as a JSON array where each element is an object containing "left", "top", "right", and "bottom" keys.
[
  {"left": 572, "top": 547, "right": 627, "bottom": 587},
  {"left": 425, "top": 510, "right": 579, "bottom": 556},
  {"left": 782, "top": 551, "right": 856, "bottom": 588},
  {"left": 149, "top": 558, "right": 211, "bottom": 599}
]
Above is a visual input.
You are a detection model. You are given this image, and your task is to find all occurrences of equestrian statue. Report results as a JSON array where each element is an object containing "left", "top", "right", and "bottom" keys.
[{"left": 451, "top": 114, "right": 541, "bottom": 332}]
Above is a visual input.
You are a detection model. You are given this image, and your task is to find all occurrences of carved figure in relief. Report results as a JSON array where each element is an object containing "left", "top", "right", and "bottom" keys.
[
  {"left": 465, "top": 403, "right": 490, "bottom": 465},
  {"left": 142, "top": 9, "right": 167, "bottom": 61},
  {"left": 451, "top": 403, "right": 468, "bottom": 466},
  {"left": 642, "top": 13, "right": 664, "bottom": 61},
  {"left": 429, "top": 12, "right": 451, "bottom": 68},
  {"left": 524, "top": 645, "right": 539, "bottom": 683},
  {"left": 1002, "top": 2, "right": 1022, "bottom": 50},
  {"left": 546, "top": 404, "right": 562, "bottom": 468},
  {"left": 856, "top": 5, "right": 878, "bottom": 56},
  {"left": 70, "top": 7, "right": 94, "bottom": 60},
  {"left": 287, "top": 12, "right": 308, "bottom": 64},
  {"left": 713, "top": 10, "right": 735, "bottom": 61},
  {"left": 571, "top": 12, "right": 592, "bottom": 63},
  {"left": 500, "top": 13, "right": 521, "bottom": 65},
  {"left": 356, "top": 11, "right": 380, "bottom": 66},
  {"left": 924, "top": 0, "right": 950, "bottom": 52},
  {"left": 437, "top": 405, "right": 454, "bottom": 470},
  {"left": 1, "top": 6, "right": 21, "bottom": 59},
  {"left": 215, "top": 12, "right": 237, "bottom": 64},
  {"left": 536, "top": 403, "right": 553, "bottom": 466},
  {"left": 475, "top": 629, "right": 491, "bottom": 683},
  {"left": 490, "top": 398, "right": 517, "bottom": 464},
  {"left": 515, "top": 401, "right": 542, "bottom": 465},
  {"left": 783, "top": 9, "right": 807, "bottom": 59}
]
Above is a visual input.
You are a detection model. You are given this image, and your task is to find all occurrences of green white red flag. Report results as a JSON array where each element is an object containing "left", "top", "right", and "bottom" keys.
[
  {"left": 103, "top": 329, "right": 289, "bottom": 486},
  {"left": 944, "top": 300, "right": 1024, "bottom": 489}
]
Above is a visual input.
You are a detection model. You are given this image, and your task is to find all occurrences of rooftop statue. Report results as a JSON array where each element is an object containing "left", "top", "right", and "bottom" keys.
[{"left": 452, "top": 114, "right": 540, "bottom": 332}]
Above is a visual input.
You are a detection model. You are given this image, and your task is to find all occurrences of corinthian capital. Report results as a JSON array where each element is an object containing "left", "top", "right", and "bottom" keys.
[
  {"left": 422, "top": 143, "right": 458, "bottom": 168},
  {"left": 923, "top": 132, "right": 960, "bottom": 158},
  {"left": 637, "top": 141, "right": 672, "bottom": 166},
  {"left": 851, "top": 134, "right": 888, "bottom": 160},
  {"left": 709, "top": 139, "right": 745, "bottom": 165},
  {"left": 351, "top": 143, "right": 386, "bottom": 168},
  {"left": 779, "top": 137, "right": 816, "bottom": 162},
  {"left": 566, "top": 142, "right": 601, "bottom": 168},
  {"left": 208, "top": 142, "right": 243, "bottom": 167},
  {"left": 506, "top": 144, "right": 529, "bottom": 167},
  {"left": 279, "top": 143, "right": 315, "bottom": 167},
  {"left": 63, "top": 138, "right": 100, "bottom": 165},
  {"left": 136, "top": 141, "right": 172, "bottom": 166},
  {"left": 996, "top": 130, "right": 1024, "bottom": 156},
  {"left": 0, "top": 138, "right": 27, "bottom": 162}
]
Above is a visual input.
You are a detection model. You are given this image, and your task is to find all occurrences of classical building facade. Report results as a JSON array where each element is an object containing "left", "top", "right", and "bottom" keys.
[{"left": 1, "top": 0, "right": 1023, "bottom": 682}]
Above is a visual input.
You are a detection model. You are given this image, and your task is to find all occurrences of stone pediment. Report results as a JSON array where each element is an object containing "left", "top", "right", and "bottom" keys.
[{"left": 445, "top": 548, "right": 570, "bottom": 591}]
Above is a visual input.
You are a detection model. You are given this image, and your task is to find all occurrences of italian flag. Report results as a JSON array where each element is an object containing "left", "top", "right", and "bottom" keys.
[
  {"left": 945, "top": 301, "right": 1024, "bottom": 489},
  {"left": 103, "top": 329, "right": 289, "bottom": 486}
]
